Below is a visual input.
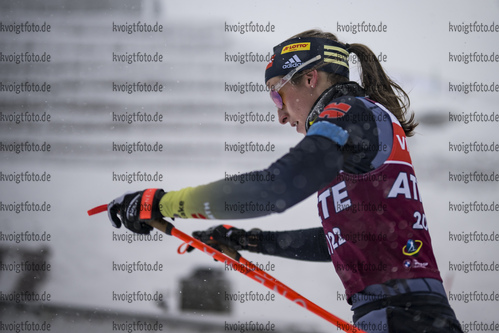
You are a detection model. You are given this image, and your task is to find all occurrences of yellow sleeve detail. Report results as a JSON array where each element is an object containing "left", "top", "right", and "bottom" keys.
[{"left": 159, "top": 187, "right": 195, "bottom": 219}]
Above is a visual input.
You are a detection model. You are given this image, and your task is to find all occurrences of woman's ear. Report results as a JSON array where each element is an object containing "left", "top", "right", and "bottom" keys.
[{"left": 304, "top": 70, "right": 319, "bottom": 88}]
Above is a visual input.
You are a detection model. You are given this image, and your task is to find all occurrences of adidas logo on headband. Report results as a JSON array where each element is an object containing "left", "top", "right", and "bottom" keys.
[
  {"left": 265, "top": 37, "right": 350, "bottom": 83},
  {"left": 282, "top": 55, "right": 302, "bottom": 69}
]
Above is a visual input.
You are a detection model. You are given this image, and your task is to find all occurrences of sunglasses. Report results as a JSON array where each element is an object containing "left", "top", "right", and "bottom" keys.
[{"left": 269, "top": 55, "right": 322, "bottom": 109}]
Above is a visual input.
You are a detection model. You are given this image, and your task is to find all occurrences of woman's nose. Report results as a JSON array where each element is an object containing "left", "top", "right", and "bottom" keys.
[{"left": 278, "top": 109, "right": 288, "bottom": 125}]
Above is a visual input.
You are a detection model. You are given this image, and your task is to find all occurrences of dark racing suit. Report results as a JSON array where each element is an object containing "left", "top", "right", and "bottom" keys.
[{"left": 159, "top": 82, "right": 462, "bottom": 332}]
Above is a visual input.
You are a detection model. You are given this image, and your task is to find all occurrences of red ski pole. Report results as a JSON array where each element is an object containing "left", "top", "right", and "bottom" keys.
[{"left": 88, "top": 204, "right": 365, "bottom": 333}]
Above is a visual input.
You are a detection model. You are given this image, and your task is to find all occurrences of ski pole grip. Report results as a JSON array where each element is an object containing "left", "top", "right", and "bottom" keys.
[
  {"left": 147, "top": 219, "right": 174, "bottom": 235},
  {"left": 87, "top": 204, "right": 174, "bottom": 236}
]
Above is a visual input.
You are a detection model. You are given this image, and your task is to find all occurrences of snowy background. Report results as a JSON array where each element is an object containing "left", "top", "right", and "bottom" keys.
[{"left": 1, "top": 0, "right": 498, "bottom": 332}]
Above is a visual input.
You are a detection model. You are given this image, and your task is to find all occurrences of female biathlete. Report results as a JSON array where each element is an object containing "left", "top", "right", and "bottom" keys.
[{"left": 106, "top": 29, "right": 463, "bottom": 332}]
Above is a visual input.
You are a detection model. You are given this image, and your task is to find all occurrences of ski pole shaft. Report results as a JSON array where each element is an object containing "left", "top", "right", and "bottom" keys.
[
  {"left": 151, "top": 219, "right": 363, "bottom": 333},
  {"left": 87, "top": 205, "right": 364, "bottom": 333}
]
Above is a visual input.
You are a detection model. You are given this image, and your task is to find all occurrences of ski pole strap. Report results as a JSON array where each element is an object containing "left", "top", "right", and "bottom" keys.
[{"left": 177, "top": 243, "right": 191, "bottom": 254}]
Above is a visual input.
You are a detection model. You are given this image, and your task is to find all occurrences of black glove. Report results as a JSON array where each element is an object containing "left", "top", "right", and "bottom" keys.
[
  {"left": 107, "top": 188, "right": 165, "bottom": 234},
  {"left": 192, "top": 225, "right": 262, "bottom": 253}
]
